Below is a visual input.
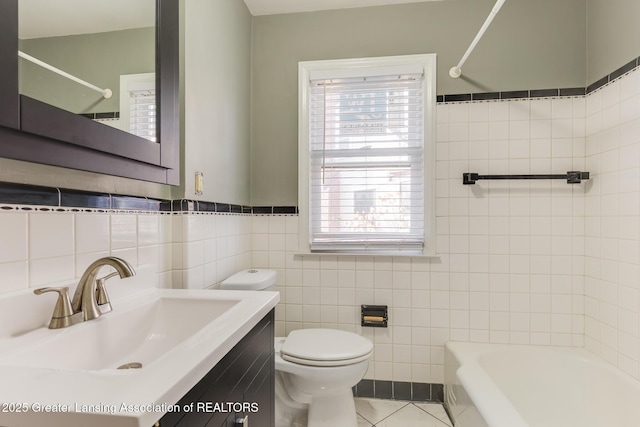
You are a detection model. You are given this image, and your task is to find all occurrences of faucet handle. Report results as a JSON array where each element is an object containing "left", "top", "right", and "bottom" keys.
[
  {"left": 33, "top": 287, "right": 75, "bottom": 329},
  {"left": 95, "top": 272, "right": 118, "bottom": 313}
]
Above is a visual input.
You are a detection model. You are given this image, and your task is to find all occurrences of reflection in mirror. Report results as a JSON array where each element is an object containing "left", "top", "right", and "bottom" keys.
[{"left": 18, "top": 0, "right": 157, "bottom": 141}]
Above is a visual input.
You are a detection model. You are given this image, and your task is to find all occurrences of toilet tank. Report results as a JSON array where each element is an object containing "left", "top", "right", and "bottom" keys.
[{"left": 220, "top": 269, "right": 277, "bottom": 291}]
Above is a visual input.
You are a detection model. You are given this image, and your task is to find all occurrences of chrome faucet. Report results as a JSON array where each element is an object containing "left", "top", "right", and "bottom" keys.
[{"left": 35, "top": 257, "right": 135, "bottom": 329}]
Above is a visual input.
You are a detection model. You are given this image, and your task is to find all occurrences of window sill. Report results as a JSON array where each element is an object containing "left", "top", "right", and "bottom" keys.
[{"left": 293, "top": 251, "right": 440, "bottom": 259}]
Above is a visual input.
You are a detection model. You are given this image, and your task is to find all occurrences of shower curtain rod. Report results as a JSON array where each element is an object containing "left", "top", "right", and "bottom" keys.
[
  {"left": 449, "top": 0, "right": 506, "bottom": 79},
  {"left": 18, "top": 50, "right": 112, "bottom": 99}
]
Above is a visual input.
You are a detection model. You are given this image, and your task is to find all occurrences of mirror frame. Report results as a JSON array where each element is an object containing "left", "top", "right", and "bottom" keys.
[{"left": 0, "top": 0, "right": 179, "bottom": 185}]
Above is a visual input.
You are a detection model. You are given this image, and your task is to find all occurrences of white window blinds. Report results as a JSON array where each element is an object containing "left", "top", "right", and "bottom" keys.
[
  {"left": 308, "top": 72, "right": 425, "bottom": 253},
  {"left": 129, "top": 89, "right": 157, "bottom": 142}
]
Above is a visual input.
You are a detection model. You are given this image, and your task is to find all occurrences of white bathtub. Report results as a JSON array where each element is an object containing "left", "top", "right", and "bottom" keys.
[{"left": 445, "top": 342, "right": 640, "bottom": 427}]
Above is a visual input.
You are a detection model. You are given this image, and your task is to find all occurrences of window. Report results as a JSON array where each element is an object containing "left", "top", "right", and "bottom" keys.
[
  {"left": 120, "top": 73, "right": 157, "bottom": 142},
  {"left": 299, "top": 54, "right": 436, "bottom": 255}
]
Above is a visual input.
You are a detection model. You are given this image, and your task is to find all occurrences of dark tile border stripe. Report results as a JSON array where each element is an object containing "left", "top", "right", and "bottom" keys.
[
  {"left": 560, "top": 87, "right": 586, "bottom": 97},
  {"left": 273, "top": 206, "right": 298, "bottom": 214},
  {"left": 586, "top": 75, "right": 609, "bottom": 95},
  {"left": 0, "top": 182, "right": 297, "bottom": 214},
  {"left": 438, "top": 54, "right": 640, "bottom": 103},
  {"left": 0, "top": 182, "right": 59, "bottom": 206},
  {"left": 471, "top": 92, "right": 500, "bottom": 101},
  {"left": 80, "top": 111, "right": 120, "bottom": 120},
  {"left": 530, "top": 89, "right": 559, "bottom": 98},
  {"left": 610, "top": 58, "right": 638, "bottom": 81},
  {"left": 353, "top": 380, "right": 444, "bottom": 403}
]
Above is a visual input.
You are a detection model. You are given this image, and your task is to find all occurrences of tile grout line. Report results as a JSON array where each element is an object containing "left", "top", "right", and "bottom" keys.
[
  {"left": 410, "top": 403, "right": 453, "bottom": 426},
  {"left": 365, "top": 401, "right": 413, "bottom": 426},
  {"left": 356, "top": 399, "right": 454, "bottom": 427},
  {"left": 356, "top": 414, "right": 374, "bottom": 427}
]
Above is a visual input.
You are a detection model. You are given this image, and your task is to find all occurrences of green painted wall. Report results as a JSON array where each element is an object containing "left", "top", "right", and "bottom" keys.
[
  {"left": 249, "top": 0, "right": 587, "bottom": 206},
  {"left": 586, "top": 0, "right": 640, "bottom": 84},
  {"left": 182, "top": 0, "right": 252, "bottom": 204},
  {"left": 19, "top": 28, "right": 155, "bottom": 114}
]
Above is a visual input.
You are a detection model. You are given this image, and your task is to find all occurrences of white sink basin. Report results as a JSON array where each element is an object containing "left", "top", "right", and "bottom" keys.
[
  {"left": 0, "top": 296, "right": 239, "bottom": 371},
  {"left": 0, "top": 286, "right": 280, "bottom": 427}
]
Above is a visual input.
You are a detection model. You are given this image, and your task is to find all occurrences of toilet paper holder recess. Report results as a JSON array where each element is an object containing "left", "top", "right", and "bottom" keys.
[{"left": 361, "top": 305, "right": 388, "bottom": 327}]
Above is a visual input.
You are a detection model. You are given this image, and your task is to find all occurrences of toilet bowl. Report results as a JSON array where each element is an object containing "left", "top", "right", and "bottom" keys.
[
  {"left": 220, "top": 269, "right": 374, "bottom": 427},
  {"left": 275, "top": 329, "right": 373, "bottom": 427}
]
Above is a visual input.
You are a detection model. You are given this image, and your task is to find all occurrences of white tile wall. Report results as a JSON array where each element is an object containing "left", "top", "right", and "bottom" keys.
[
  {"left": 0, "top": 209, "right": 174, "bottom": 293},
  {"left": 152, "top": 72, "right": 640, "bottom": 384},
  {"left": 171, "top": 213, "right": 253, "bottom": 289},
  {"left": 2, "top": 68, "right": 640, "bottom": 386},
  {"left": 0, "top": 207, "right": 251, "bottom": 296},
  {"left": 258, "top": 89, "right": 591, "bottom": 384},
  {"left": 585, "top": 67, "right": 640, "bottom": 380}
]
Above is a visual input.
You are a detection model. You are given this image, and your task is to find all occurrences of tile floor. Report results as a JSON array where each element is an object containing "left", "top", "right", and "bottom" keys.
[{"left": 355, "top": 398, "right": 452, "bottom": 427}]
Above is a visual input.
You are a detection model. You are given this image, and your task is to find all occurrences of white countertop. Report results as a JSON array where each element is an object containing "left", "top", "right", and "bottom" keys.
[{"left": 0, "top": 287, "right": 279, "bottom": 427}]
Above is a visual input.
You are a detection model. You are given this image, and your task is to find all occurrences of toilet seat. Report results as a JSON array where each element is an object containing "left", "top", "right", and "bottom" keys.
[{"left": 280, "top": 329, "right": 373, "bottom": 367}]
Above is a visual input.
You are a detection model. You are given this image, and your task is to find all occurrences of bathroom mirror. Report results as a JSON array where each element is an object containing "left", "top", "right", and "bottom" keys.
[
  {"left": 0, "top": 0, "right": 179, "bottom": 185},
  {"left": 18, "top": 0, "right": 156, "bottom": 140}
]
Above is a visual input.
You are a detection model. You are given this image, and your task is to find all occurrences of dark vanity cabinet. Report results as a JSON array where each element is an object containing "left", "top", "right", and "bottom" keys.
[{"left": 158, "top": 310, "right": 275, "bottom": 427}]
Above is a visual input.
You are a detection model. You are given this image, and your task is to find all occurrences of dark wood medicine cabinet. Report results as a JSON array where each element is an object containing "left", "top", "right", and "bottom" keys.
[{"left": 0, "top": 0, "right": 180, "bottom": 185}]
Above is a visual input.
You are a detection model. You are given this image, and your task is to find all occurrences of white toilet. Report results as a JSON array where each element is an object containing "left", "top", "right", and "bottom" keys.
[{"left": 220, "top": 269, "right": 374, "bottom": 427}]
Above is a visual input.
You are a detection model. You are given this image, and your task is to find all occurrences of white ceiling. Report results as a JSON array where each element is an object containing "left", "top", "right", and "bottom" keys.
[{"left": 244, "top": 0, "right": 445, "bottom": 16}]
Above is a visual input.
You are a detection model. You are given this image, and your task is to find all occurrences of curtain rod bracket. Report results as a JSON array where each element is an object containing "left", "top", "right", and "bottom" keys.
[{"left": 449, "top": 0, "right": 506, "bottom": 79}]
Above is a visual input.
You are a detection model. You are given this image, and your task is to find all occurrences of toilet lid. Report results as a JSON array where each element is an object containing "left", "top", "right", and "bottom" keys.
[{"left": 280, "top": 329, "right": 373, "bottom": 367}]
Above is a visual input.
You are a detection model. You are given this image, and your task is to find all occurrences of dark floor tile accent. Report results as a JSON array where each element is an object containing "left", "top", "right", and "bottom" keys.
[
  {"left": 611, "top": 58, "right": 638, "bottom": 81},
  {"left": 230, "top": 204, "right": 243, "bottom": 213},
  {"left": 374, "top": 380, "right": 393, "bottom": 399},
  {"left": 587, "top": 75, "right": 609, "bottom": 94},
  {"left": 356, "top": 379, "right": 375, "bottom": 398},
  {"left": 431, "top": 384, "right": 444, "bottom": 403},
  {"left": 0, "top": 182, "right": 59, "bottom": 206},
  {"left": 559, "top": 87, "right": 586, "bottom": 96},
  {"left": 412, "top": 382, "right": 431, "bottom": 401},
  {"left": 354, "top": 380, "right": 443, "bottom": 402},
  {"left": 501, "top": 90, "right": 529, "bottom": 99},
  {"left": 530, "top": 89, "right": 559, "bottom": 98},
  {"left": 436, "top": 95, "right": 444, "bottom": 103},
  {"left": 393, "top": 382, "right": 412, "bottom": 401},
  {"left": 60, "top": 190, "right": 110, "bottom": 209},
  {"left": 471, "top": 92, "right": 500, "bottom": 101},
  {"left": 242, "top": 206, "right": 253, "bottom": 214}
]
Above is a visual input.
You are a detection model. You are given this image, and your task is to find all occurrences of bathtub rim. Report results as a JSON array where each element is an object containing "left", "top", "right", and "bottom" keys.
[{"left": 444, "top": 342, "right": 639, "bottom": 427}]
